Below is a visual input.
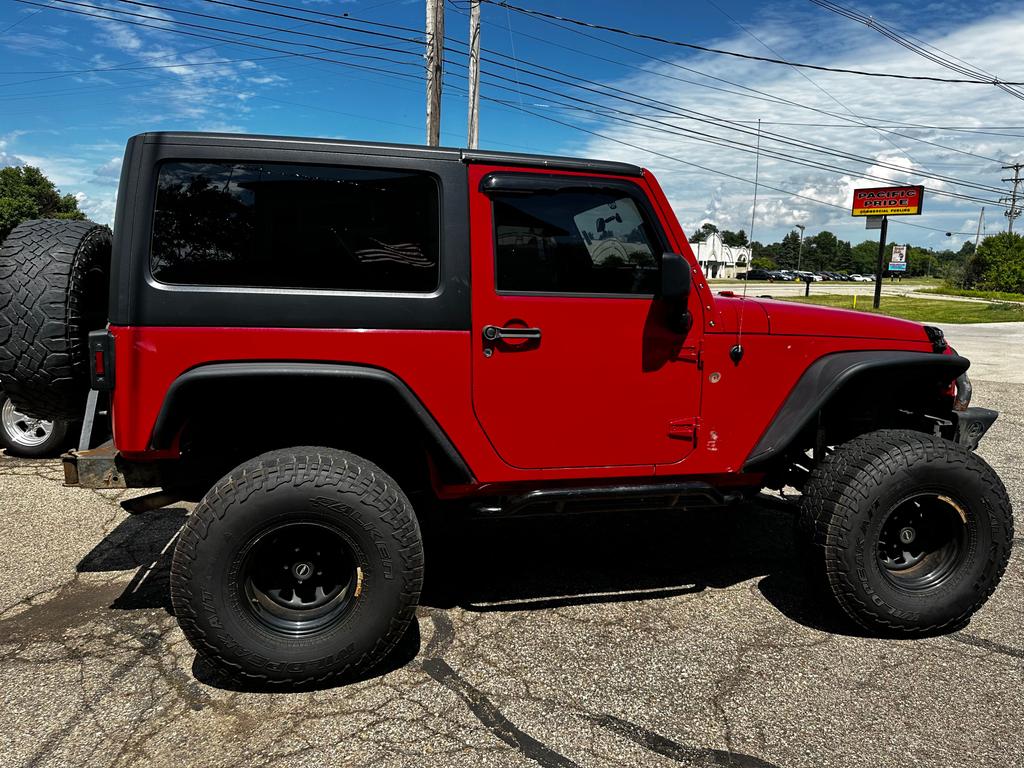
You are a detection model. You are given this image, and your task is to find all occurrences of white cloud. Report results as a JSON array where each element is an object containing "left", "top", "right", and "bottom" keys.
[{"left": 564, "top": 5, "right": 1024, "bottom": 246}]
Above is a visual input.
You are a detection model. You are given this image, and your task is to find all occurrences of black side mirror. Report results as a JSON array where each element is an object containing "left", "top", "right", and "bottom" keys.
[{"left": 660, "top": 252, "right": 692, "bottom": 333}]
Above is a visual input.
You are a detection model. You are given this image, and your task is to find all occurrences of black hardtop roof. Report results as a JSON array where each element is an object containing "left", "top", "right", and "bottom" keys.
[{"left": 135, "top": 131, "right": 644, "bottom": 177}]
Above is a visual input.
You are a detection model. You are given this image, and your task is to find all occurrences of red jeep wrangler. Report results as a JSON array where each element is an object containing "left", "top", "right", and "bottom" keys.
[{"left": 0, "top": 132, "right": 1012, "bottom": 687}]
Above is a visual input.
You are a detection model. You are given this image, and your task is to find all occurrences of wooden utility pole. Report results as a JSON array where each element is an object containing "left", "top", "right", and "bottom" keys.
[
  {"left": 1002, "top": 162, "right": 1022, "bottom": 233},
  {"left": 425, "top": 0, "right": 444, "bottom": 146},
  {"left": 467, "top": 0, "right": 481, "bottom": 148},
  {"left": 964, "top": 206, "right": 985, "bottom": 288}
]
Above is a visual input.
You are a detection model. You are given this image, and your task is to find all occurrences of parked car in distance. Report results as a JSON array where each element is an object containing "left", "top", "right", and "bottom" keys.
[
  {"left": 849, "top": 274, "right": 873, "bottom": 282},
  {"left": 741, "top": 268, "right": 772, "bottom": 281}
]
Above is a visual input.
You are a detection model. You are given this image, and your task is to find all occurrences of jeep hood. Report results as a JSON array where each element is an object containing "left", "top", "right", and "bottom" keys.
[{"left": 714, "top": 295, "right": 931, "bottom": 343}]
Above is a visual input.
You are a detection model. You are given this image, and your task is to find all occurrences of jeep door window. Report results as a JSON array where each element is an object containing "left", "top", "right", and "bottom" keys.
[
  {"left": 151, "top": 162, "right": 439, "bottom": 292},
  {"left": 492, "top": 188, "right": 662, "bottom": 294}
]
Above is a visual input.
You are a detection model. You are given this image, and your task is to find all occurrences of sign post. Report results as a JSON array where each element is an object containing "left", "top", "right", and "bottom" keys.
[
  {"left": 873, "top": 216, "right": 888, "bottom": 309},
  {"left": 851, "top": 185, "right": 924, "bottom": 308}
]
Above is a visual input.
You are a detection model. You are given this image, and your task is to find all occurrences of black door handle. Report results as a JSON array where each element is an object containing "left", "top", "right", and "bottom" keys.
[{"left": 482, "top": 325, "right": 542, "bottom": 342}]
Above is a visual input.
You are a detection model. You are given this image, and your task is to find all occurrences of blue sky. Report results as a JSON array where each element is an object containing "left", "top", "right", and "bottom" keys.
[{"left": 2, "top": 0, "right": 1023, "bottom": 248}]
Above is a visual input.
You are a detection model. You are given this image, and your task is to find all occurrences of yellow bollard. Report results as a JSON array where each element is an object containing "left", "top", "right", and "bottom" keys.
[{"left": 853, "top": 293, "right": 858, "bottom": 309}]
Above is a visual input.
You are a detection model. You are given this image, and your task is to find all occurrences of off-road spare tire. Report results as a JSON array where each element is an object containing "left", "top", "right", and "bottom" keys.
[{"left": 0, "top": 219, "right": 111, "bottom": 419}]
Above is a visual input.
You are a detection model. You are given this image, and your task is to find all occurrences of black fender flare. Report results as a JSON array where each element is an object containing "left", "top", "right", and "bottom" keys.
[
  {"left": 149, "top": 361, "right": 474, "bottom": 482},
  {"left": 743, "top": 350, "right": 970, "bottom": 470}
]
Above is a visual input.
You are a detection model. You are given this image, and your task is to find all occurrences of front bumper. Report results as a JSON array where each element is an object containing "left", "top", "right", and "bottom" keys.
[{"left": 953, "top": 407, "right": 998, "bottom": 450}]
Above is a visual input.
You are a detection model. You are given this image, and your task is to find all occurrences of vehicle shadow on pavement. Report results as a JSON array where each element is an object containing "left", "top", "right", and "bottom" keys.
[
  {"left": 77, "top": 507, "right": 189, "bottom": 612},
  {"left": 74, "top": 496, "right": 874, "bottom": 692},
  {"left": 418, "top": 495, "right": 864, "bottom": 636}
]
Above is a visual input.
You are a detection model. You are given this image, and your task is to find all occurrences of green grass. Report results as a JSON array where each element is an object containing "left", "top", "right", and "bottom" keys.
[
  {"left": 780, "top": 293, "right": 1024, "bottom": 324},
  {"left": 919, "top": 286, "right": 1024, "bottom": 303}
]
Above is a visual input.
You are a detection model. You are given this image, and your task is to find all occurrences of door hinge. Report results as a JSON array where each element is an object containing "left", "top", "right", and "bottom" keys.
[
  {"left": 668, "top": 417, "right": 700, "bottom": 441},
  {"left": 676, "top": 340, "right": 703, "bottom": 368}
]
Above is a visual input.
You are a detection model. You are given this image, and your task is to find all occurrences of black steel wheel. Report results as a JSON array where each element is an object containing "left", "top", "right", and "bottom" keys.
[
  {"left": 801, "top": 429, "right": 1012, "bottom": 636},
  {"left": 170, "top": 447, "right": 423, "bottom": 688},
  {"left": 241, "top": 521, "right": 360, "bottom": 636},
  {"left": 876, "top": 494, "right": 967, "bottom": 591}
]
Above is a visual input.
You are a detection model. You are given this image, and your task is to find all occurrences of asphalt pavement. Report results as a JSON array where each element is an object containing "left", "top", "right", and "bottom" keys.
[{"left": 1, "top": 347, "right": 1021, "bottom": 767}]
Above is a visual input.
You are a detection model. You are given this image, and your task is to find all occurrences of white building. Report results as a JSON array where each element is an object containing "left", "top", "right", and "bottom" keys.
[{"left": 690, "top": 232, "right": 751, "bottom": 279}]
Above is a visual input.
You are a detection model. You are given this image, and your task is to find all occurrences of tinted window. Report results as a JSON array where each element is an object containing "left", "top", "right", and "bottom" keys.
[
  {"left": 493, "top": 189, "right": 661, "bottom": 294},
  {"left": 151, "top": 162, "right": 439, "bottom": 292}
]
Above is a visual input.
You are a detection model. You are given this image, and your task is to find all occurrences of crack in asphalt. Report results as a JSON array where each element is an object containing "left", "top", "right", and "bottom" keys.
[
  {"left": 419, "top": 610, "right": 583, "bottom": 768},
  {"left": 417, "top": 609, "right": 788, "bottom": 768},
  {"left": 585, "top": 713, "right": 783, "bottom": 768},
  {"left": 950, "top": 632, "right": 1024, "bottom": 660}
]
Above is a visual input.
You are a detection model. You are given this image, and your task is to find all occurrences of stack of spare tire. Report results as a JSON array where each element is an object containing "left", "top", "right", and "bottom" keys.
[{"left": 0, "top": 219, "right": 112, "bottom": 455}]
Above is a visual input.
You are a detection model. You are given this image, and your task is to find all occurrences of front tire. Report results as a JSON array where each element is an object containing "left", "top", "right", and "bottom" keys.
[
  {"left": 801, "top": 429, "right": 1012, "bottom": 635},
  {"left": 170, "top": 447, "right": 424, "bottom": 687}
]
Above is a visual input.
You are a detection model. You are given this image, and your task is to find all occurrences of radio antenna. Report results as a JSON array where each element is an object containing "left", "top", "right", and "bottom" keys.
[{"left": 731, "top": 118, "right": 761, "bottom": 365}]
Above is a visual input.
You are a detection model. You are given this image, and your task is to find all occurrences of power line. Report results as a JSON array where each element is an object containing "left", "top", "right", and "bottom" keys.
[
  {"left": 111, "top": 0, "right": 426, "bottom": 58},
  {"left": 458, "top": 62, "right": 1010, "bottom": 209},
  {"left": 0, "top": 2, "right": 52, "bottom": 34},
  {"left": 61, "top": 0, "right": 1002, "bottom": 199},
  {"left": 705, "top": 0, "right": 925, "bottom": 171},
  {"left": 25, "top": 0, "right": 1011, "bottom": 208},
  {"left": 12, "top": 0, "right": 1007, "bottom": 232},
  {"left": 471, "top": 90, "right": 974, "bottom": 236},
  {"left": 479, "top": 0, "right": 1024, "bottom": 86},
  {"left": 445, "top": 0, "right": 1007, "bottom": 165},
  {"left": 14, "top": 0, "right": 427, "bottom": 83},
  {"left": 811, "top": 0, "right": 1024, "bottom": 102},
  {"left": 444, "top": 49, "right": 1011, "bottom": 202}
]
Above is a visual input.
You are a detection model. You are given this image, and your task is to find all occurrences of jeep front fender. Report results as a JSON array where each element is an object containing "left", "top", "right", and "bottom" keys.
[{"left": 743, "top": 350, "right": 970, "bottom": 470}]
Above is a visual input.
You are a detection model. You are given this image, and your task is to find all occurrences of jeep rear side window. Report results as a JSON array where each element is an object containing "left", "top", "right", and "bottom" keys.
[
  {"left": 492, "top": 189, "right": 661, "bottom": 295},
  {"left": 151, "top": 162, "right": 440, "bottom": 292}
]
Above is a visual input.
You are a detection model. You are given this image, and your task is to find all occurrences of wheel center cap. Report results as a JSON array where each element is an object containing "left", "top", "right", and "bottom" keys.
[
  {"left": 292, "top": 561, "right": 314, "bottom": 580},
  {"left": 899, "top": 527, "right": 916, "bottom": 545}
]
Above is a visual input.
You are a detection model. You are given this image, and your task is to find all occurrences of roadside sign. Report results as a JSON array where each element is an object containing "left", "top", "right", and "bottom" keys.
[
  {"left": 889, "top": 244, "right": 908, "bottom": 272},
  {"left": 865, "top": 215, "right": 883, "bottom": 230},
  {"left": 851, "top": 185, "right": 924, "bottom": 217}
]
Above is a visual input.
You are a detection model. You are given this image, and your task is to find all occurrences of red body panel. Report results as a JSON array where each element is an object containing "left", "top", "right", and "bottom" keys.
[
  {"left": 108, "top": 162, "right": 936, "bottom": 495},
  {"left": 466, "top": 164, "right": 706, "bottom": 471}
]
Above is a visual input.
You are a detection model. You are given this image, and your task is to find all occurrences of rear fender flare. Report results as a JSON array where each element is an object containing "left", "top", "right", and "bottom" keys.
[{"left": 149, "top": 361, "right": 473, "bottom": 482}]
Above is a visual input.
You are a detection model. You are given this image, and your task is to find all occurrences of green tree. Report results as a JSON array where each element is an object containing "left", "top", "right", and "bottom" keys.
[
  {"left": 720, "top": 228, "right": 748, "bottom": 247},
  {"left": 850, "top": 240, "right": 880, "bottom": 274},
  {"left": 688, "top": 222, "right": 719, "bottom": 243},
  {"left": 0, "top": 165, "right": 84, "bottom": 241},
  {"left": 774, "top": 230, "right": 802, "bottom": 269},
  {"left": 972, "top": 232, "right": 1024, "bottom": 293},
  {"left": 803, "top": 230, "right": 841, "bottom": 271}
]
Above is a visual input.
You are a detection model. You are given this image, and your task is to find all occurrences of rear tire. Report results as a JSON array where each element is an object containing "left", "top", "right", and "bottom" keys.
[
  {"left": 170, "top": 447, "right": 424, "bottom": 687},
  {"left": 0, "top": 219, "right": 111, "bottom": 419},
  {"left": 801, "top": 429, "right": 1012, "bottom": 635},
  {"left": 0, "top": 389, "right": 69, "bottom": 457}
]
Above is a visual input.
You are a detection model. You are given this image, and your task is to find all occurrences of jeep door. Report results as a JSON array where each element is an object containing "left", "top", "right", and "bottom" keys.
[{"left": 468, "top": 165, "right": 703, "bottom": 471}]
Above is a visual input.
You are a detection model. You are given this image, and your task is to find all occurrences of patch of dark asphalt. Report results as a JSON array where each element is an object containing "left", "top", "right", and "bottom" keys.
[{"left": 0, "top": 577, "right": 126, "bottom": 643}]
